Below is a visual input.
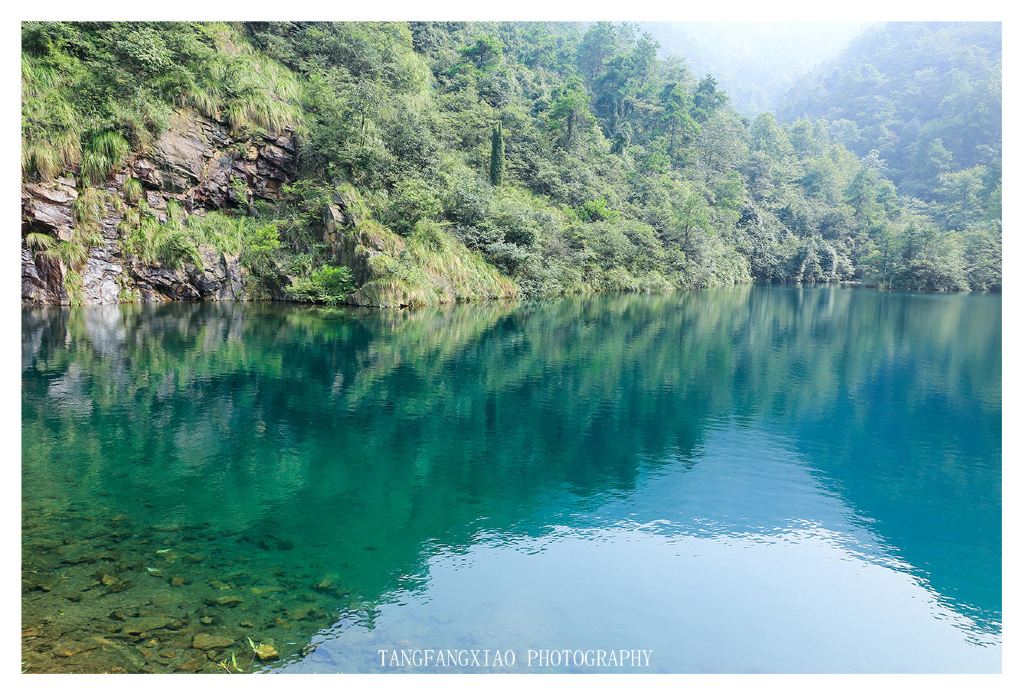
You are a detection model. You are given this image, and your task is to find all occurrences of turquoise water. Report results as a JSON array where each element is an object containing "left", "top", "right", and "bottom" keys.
[{"left": 22, "top": 286, "right": 1001, "bottom": 673}]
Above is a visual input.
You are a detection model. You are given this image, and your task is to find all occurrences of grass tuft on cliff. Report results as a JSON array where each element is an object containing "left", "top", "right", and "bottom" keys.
[
  {"left": 119, "top": 203, "right": 281, "bottom": 274},
  {"left": 21, "top": 22, "right": 302, "bottom": 181}
]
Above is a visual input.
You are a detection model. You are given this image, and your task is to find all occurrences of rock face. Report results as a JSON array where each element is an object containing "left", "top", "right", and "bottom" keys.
[
  {"left": 22, "top": 247, "right": 65, "bottom": 305},
  {"left": 21, "top": 110, "right": 297, "bottom": 306},
  {"left": 128, "top": 247, "right": 246, "bottom": 303}
]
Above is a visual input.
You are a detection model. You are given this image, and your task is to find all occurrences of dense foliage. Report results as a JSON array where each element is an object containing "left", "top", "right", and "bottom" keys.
[{"left": 22, "top": 21, "right": 1001, "bottom": 301}]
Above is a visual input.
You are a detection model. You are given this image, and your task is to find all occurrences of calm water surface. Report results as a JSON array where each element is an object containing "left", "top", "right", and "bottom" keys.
[{"left": 21, "top": 286, "right": 1001, "bottom": 672}]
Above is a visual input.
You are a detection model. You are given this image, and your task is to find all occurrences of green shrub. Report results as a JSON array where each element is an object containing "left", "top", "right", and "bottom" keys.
[
  {"left": 238, "top": 221, "right": 283, "bottom": 280},
  {"left": 121, "top": 213, "right": 197, "bottom": 269},
  {"left": 383, "top": 178, "right": 443, "bottom": 235},
  {"left": 21, "top": 58, "right": 83, "bottom": 179},
  {"left": 578, "top": 197, "right": 620, "bottom": 223},
  {"left": 24, "top": 231, "right": 56, "bottom": 252},
  {"left": 120, "top": 206, "right": 282, "bottom": 274},
  {"left": 73, "top": 187, "right": 119, "bottom": 246},
  {"left": 486, "top": 193, "right": 546, "bottom": 247},
  {"left": 286, "top": 264, "right": 355, "bottom": 304}
]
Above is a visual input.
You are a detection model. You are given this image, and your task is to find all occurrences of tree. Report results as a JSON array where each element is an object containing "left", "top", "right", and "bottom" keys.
[
  {"left": 460, "top": 36, "right": 502, "bottom": 71},
  {"left": 577, "top": 23, "right": 617, "bottom": 88},
  {"left": 659, "top": 82, "right": 696, "bottom": 156},
  {"left": 910, "top": 137, "right": 954, "bottom": 193},
  {"left": 748, "top": 113, "right": 798, "bottom": 194},
  {"left": 669, "top": 184, "right": 712, "bottom": 252},
  {"left": 693, "top": 112, "right": 748, "bottom": 185},
  {"left": 384, "top": 178, "right": 442, "bottom": 235},
  {"left": 692, "top": 74, "right": 727, "bottom": 122},
  {"left": 489, "top": 122, "right": 505, "bottom": 187},
  {"left": 937, "top": 166, "right": 985, "bottom": 230},
  {"left": 902, "top": 223, "right": 969, "bottom": 292},
  {"left": 962, "top": 223, "right": 1002, "bottom": 291},
  {"left": 549, "top": 81, "right": 591, "bottom": 150}
]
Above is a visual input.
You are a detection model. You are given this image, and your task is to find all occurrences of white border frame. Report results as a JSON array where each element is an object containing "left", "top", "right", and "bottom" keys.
[{"left": 2, "top": 4, "right": 1017, "bottom": 694}]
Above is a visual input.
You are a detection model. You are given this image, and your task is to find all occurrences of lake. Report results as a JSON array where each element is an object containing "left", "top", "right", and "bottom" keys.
[{"left": 21, "top": 286, "right": 1002, "bottom": 673}]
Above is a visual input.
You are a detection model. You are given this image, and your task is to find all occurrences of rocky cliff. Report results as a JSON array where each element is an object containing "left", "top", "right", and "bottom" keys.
[{"left": 21, "top": 111, "right": 297, "bottom": 306}]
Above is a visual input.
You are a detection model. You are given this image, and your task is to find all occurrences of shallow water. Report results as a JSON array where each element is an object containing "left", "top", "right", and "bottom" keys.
[{"left": 22, "top": 286, "right": 1001, "bottom": 673}]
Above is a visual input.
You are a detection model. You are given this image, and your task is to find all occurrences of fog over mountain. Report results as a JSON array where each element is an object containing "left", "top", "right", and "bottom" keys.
[{"left": 642, "top": 22, "right": 872, "bottom": 115}]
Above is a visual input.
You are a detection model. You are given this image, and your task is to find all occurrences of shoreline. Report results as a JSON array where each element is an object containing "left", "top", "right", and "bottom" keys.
[{"left": 18, "top": 279, "right": 1001, "bottom": 312}]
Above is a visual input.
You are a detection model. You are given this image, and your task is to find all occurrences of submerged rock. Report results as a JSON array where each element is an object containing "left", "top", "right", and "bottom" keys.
[
  {"left": 254, "top": 643, "right": 279, "bottom": 661},
  {"left": 289, "top": 604, "right": 326, "bottom": 621},
  {"left": 97, "top": 573, "right": 130, "bottom": 593},
  {"left": 192, "top": 634, "right": 235, "bottom": 651},
  {"left": 124, "top": 616, "right": 171, "bottom": 635},
  {"left": 176, "top": 657, "right": 208, "bottom": 673},
  {"left": 52, "top": 639, "right": 98, "bottom": 658}
]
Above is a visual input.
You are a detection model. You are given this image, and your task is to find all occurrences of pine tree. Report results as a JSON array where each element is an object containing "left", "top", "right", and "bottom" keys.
[{"left": 489, "top": 122, "right": 505, "bottom": 186}]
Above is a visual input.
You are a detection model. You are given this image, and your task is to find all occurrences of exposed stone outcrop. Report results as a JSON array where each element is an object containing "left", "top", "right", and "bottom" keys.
[
  {"left": 23, "top": 178, "right": 78, "bottom": 241},
  {"left": 21, "top": 178, "right": 78, "bottom": 303},
  {"left": 21, "top": 110, "right": 297, "bottom": 306},
  {"left": 129, "top": 247, "right": 246, "bottom": 303},
  {"left": 81, "top": 190, "right": 127, "bottom": 305}
]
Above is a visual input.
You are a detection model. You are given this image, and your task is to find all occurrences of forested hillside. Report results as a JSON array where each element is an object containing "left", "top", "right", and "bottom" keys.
[
  {"left": 21, "top": 22, "right": 1001, "bottom": 307},
  {"left": 782, "top": 23, "right": 1001, "bottom": 232}
]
